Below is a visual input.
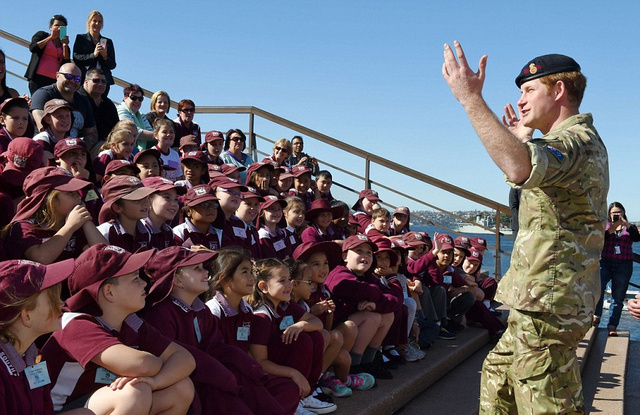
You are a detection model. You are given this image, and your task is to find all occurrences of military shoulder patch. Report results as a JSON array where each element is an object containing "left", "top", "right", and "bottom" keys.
[{"left": 545, "top": 145, "right": 564, "bottom": 162}]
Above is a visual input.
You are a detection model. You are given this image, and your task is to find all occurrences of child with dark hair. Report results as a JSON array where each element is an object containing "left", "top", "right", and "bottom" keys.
[
  {"left": 172, "top": 185, "right": 222, "bottom": 251},
  {"left": 314, "top": 170, "right": 334, "bottom": 202},
  {"left": 258, "top": 196, "right": 293, "bottom": 260},
  {"left": 301, "top": 199, "right": 344, "bottom": 244},
  {"left": 0, "top": 97, "right": 31, "bottom": 153}
]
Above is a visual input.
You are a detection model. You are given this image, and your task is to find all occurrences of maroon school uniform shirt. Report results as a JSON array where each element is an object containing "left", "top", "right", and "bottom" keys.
[
  {"left": 300, "top": 224, "right": 339, "bottom": 244},
  {"left": 258, "top": 225, "right": 292, "bottom": 260},
  {"left": 0, "top": 342, "right": 54, "bottom": 415},
  {"left": 172, "top": 218, "right": 222, "bottom": 251},
  {"left": 304, "top": 283, "right": 332, "bottom": 327},
  {"left": 353, "top": 210, "right": 372, "bottom": 234},
  {"left": 5, "top": 220, "right": 88, "bottom": 261},
  {"left": 284, "top": 225, "right": 302, "bottom": 249},
  {"left": 97, "top": 219, "right": 152, "bottom": 253},
  {"left": 140, "top": 217, "right": 177, "bottom": 251},
  {"left": 206, "top": 292, "right": 254, "bottom": 353},
  {"left": 41, "top": 313, "right": 171, "bottom": 411},
  {"left": 325, "top": 265, "right": 401, "bottom": 327},
  {"left": 224, "top": 215, "right": 262, "bottom": 258},
  {"left": 287, "top": 188, "right": 314, "bottom": 211}
]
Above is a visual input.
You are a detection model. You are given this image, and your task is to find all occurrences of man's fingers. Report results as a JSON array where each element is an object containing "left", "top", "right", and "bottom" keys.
[
  {"left": 476, "top": 54, "right": 488, "bottom": 82},
  {"left": 453, "top": 40, "right": 469, "bottom": 69},
  {"left": 442, "top": 43, "right": 459, "bottom": 76}
]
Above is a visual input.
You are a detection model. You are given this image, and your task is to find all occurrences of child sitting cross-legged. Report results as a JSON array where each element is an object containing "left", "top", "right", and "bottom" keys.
[
  {"left": 142, "top": 246, "right": 286, "bottom": 415},
  {"left": 41, "top": 244, "right": 196, "bottom": 414},
  {"left": 250, "top": 258, "right": 337, "bottom": 415}
]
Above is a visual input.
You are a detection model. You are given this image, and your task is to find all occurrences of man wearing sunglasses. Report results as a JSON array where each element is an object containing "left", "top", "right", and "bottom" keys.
[
  {"left": 30, "top": 62, "right": 99, "bottom": 155},
  {"left": 81, "top": 67, "right": 118, "bottom": 145},
  {"left": 116, "top": 83, "right": 155, "bottom": 151}
]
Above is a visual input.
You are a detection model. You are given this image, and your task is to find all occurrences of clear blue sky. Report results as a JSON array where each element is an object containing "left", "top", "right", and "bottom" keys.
[{"left": 2, "top": 1, "right": 639, "bottom": 219}]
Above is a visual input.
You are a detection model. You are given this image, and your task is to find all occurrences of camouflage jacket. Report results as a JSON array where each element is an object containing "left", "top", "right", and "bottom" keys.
[{"left": 497, "top": 113, "right": 609, "bottom": 315}]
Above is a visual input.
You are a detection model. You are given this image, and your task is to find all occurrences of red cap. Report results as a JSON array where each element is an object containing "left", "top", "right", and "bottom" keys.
[
  {"left": 352, "top": 189, "right": 381, "bottom": 209},
  {"left": 66, "top": 244, "right": 155, "bottom": 315},
  {"left": 402, "top": 231, "right": 429, "bottom": 247},
  {"left": 141, "top": 177, "right": 187, "bottom": 195},
  {"left": 180, "top": 150, "right": 208, "bottom": 165},
  {"left": 0, "top": 97, "right": 29, "bottom": 114},
  {"left": 466, "top": 248, "right": 483, "bottom": 263},
  {"left": 260, "top": 195, "right": 287, "bottom": 211},
  {"left": 454, "top": 235, "right": 471, "bottom": 248},
  {"left": 0, "top": 258, "right": 75, "bottom": 325},
  {"left": 393, "top": 206, "right": 410, "bottom": 216},
  {"left": 0, "top": 137, "right": 44, "bottom": 187},
  {"left": 279, "top": 166, "right": 294, "bottom": 180},
  {"left": 291, "top": 165, "right": 312, "bottom": 178},
  {"left": 220, "top": 163, "right": 245, "bottom": 176},
  {"left": 241, "top": 186, "right": 266, "bottom": 202},
  {"left": 133, "top": 148, "right": 161, "bottom": 164},
  {"left": 144, "top": 246, "right": 217, "bottom": 306},
  {"left": 391, "top": 238, "right": 409, "bottom": 251},
  {"left": 99, "top": 176, "right": 157, "bottom": 223},
  {"left": 13, "top": 167, "right": 90, "bottom": 222},
  {"left": 209, "top": 176, "right": 248, "bottom": 192},
  {"left": 469, "top": 237, "right": 487, "bottom": 250},
  {"left": 342, "top": 235, "right": 378, "bottom": 253},
  {"left": 179, "top": 136, "right": 199, "bottom": 150},
  {"left": 53, "top": 137, "right": 88, "bottom": 158},
  {"left": 183, "top": 185, "right": 219, "bottom": 207},
  {"left": 245, "top": 161, "right": 274, "bottom": 186},
  {"left": 435, "top": 233, "right": 455, "bottom": 251},
  {"left": 348, "top": 213, "right": 359, "bottom": 226},
  {"left": 292, "top": 241, "right": 342, "bottom": 269},
  {"left": 453, "top": 237, "right": 470, "bottom": 256},
  {"left": 374, "top": 238, "right": 399, "bottom": 267},
  {"left": 204, "top": 130, "right": 224, "bottom": 143},
  {"left": 305, "top": 199, "right": 344, "bottom": 221},
  {"left": 104, "top": 159, "right": 140, "bottom": 176}
]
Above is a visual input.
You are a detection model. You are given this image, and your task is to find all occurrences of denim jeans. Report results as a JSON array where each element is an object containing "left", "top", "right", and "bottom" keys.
[{"left": 595, "top": 259, "right": 634, "bottom": 328}]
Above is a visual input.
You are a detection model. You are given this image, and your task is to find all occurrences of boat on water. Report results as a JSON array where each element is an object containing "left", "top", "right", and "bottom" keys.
[{"left": 456, "top": 215, "right": 513, "bottom": 235}]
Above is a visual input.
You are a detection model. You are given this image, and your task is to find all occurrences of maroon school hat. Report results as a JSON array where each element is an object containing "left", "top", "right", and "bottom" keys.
[
  {"left": 183, "top": 185, "right": 219, "bottom": 207},
  {"left": 0, "top": 137, "right": 44, "bottom": 187},
  {"left": 454, "top": 235, "right": 471, "bottom": 249},
  {"left": 53, "top": 137, "right": 88, "bottom": 158},
  {"left": 435, "top": 233, "right": 455, "bottom": 251},
  {"left": 241, "top": 186, "right": 266, "bottom": 202},
  {"left": 348, "top": 213, "right": 359, "bottom": 226},
  {"left": 279, "top": 166, "right": 294, "bottom": 180},
  {"left": 453, "top": 237, "right": 470, "bottom": 256},
  {"left": 342, "top": 235, "right": 378, "bottom": 253},
  {"left": 292, "top": 241, "right": 342, "bottom": 269},
  {"left": 260, "top": 195, "right": 287, "bottom": 211},
  {"left": 469, "top": 237, "right": 487, "bottom": 250},
  {"left": 141, "top": 177, "right": 187, "bottom": 195},
  {"left": 13, "top": 167, "right": 90, "bottom": 222},
  {"left": 393, "top": 206, "right": 410, "bottom": 217},
  {"left": 133, "top": 148, "right": 161, "bottom": 164},
  {"left": 98, "top": 176, "right": 158, "bottom": 223},
  {"left": 220, "top": 163, "right": 245, "bottom": 176},
  {"left": 66, "top": 244, "right": 155, "bottom": 315},
  {"left": 204, "top": 130, "right": 224, "bottom": 143},
  {"left": 374, "top": 238, "right": 399, "bottom": 267},
  {"left": 391, "top": 238, "right": 409, "bottom": 251},
  {"left": 0, "top": 97, "right": 29, "bottom": 114},
  {"left": 0, "top": 258, "right": 75, "bottom": 325},
  {"left": 291, "top": 165, "right": 312, "bottom": 178},
  {"left": 352, "top": 189, "right": 381, "bottom": 210},
  {"left": 43, "top": 99, "right": 73, "bottom": 119},
  {"left": 104, "top": 159, "right": 140, "bottom": 176},
  {"left": 144, "top": 246, "right": 218, "bottom": 306},
  {"left": 209, "top": 176, "right": 248, "bottom": 192},
  {"left": 402, "top": 231, "right": 429, "bottom": 248},
  {"left": 180, "top": 150, "right": 208, "bottom": 165},
  {"left": 245, "top": 161, "right": 274, "bottom": 186},
  {"left": 179, "top": 136, "right": 199, "bottom": 151},
  {"left": 305, "top": 199, "right": 345, "bottom": 221},
  {"left": 466, "top": 248, "right": 483, "bottom": 263}
]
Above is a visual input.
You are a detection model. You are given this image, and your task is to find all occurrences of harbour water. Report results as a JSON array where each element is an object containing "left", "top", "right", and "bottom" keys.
[{"left": 413, "top": 225, "right": 639, "bottom": 340}]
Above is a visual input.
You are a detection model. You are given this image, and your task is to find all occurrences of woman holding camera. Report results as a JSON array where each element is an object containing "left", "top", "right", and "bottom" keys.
[{"left": 594, "top": 202, "right": 640, "bottom": 336}]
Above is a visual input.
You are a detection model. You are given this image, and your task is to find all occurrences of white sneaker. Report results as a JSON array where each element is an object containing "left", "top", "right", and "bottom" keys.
[
  {"left": 405, "top": 344, "right": 426, "bottom": 362},
  {"left": 300, "top": 395, "right": 337, "bottom": 414},
  {"left": 296, "top": 401, "right": 316, "bottom": 415}
]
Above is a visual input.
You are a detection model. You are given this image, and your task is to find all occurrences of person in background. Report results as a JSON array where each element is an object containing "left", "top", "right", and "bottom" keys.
[
  {"left": 72, "top": 10, "right": 116, "bottom": 97},
  {"left": 80, "top": 68, "right": 118, "bottom": 147},
  {"left": 173, "top": 99, "right": 201, "bottom": 147},
  {"left": 25, "top": 15, "right": 70, "bottom": 94},
  {"left": 0, "top": 97, "right": 31, "bottom": 153},
  {"left": 221, "top": 128, "right": 254, "bottom": 184},
  {"left": 593, "top": 202, "right": 640, "bottom": 336},
  {"left": 289, "top": 135, "right": 319, "bottom": 175},
  {"left": 116, "top": 84, "right": 155, "bottom": 151},
  {"left": 390, "top": 206, "right": 411, "bottom": 236},
  {"left": 314, "top": 170, "right": 334, "bottom": 202},
  {"left": 269, "top": 138, "right": 292, "bottom": 167},
  {"left": 0, "top": 49, "right": 20, "bottom": 100},
  {"left": 508, "top": 188, "right": 521, "bottom": 238},
  {"left": 93, "top": 127, "right": 135, "bottom": 183}
]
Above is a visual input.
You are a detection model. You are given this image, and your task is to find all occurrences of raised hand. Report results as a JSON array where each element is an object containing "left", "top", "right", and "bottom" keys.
[
  {"left": 502, "top": 103, "right": 534, "bottom": 142},
  {"left": 442, "top": 41, "right": 488, "bottom": 106}
]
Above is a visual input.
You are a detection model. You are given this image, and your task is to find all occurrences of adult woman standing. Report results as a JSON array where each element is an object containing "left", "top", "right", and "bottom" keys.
[
  {"left": 220, "top": 128, "right": 254, "bottom": 184},
  {"left": 0, "top": 50, "right": 19, "bottom": 101},
  {"left": 594, "top": 202, "right": 640, "bottom": 336},
  {"left": 24, "top": 15, "right": 70, "bottom": 94},
  {"left": 72, "top": 10, "right": 116, "bottom": 97}
]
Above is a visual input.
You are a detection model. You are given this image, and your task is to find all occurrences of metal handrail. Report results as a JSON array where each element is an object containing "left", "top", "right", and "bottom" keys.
[{"left": 1, "top": 27, "right": 513, "bottom": 277}]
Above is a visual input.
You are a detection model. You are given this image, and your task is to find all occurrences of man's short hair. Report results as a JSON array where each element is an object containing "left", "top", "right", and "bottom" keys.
[
  {"left": 539, "top": 71, "right": 587, "bottom": 107},
  {"left": 85, "top": 67, "right": 105, "bottom": 80},
  {"left": 124, "top": 84, "right": 143, "bottom": 97}
]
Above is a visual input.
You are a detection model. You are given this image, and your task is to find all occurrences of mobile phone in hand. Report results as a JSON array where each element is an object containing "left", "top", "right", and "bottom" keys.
[{"left": 59, "top": 26, "right": 67, "bottom": 40}]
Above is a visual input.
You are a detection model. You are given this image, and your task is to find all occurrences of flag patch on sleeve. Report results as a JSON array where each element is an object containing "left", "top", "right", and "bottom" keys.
[{"left": 546, "top": 145, "right": 564, "bottom": 161}]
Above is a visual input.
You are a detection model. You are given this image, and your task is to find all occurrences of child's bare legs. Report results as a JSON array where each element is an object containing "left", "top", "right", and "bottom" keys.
[
  {"left": 346, "top": 311, "right": 381, "bottom": 355},
  {"left": 368, "top": 312, "right": 394, "bottom": 349},
  {"left": 332, "top": 348, "right": 352, "bottom": 382},
  {"left": 150, "top": 377, "right": 195, "bottom": 415},
  {"left": 337, "top": 320, "right": 357, "bottom": 352},
  {"left": 87, "top": 382, "right": 153, "bottom": 415},
  {"left": 321, "top": 328, "right": 344, "bottom": 373}
]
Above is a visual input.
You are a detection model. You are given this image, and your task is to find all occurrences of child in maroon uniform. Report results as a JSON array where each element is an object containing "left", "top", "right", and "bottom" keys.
[
  {"left": 284, "top": 196, "right": 306, "bottom": 249},
  {"left": 0, "top": 259, "right": 90, "bottom": 415},
  {"left": 41, "top": 244, "right": 195, "bottom": 414},
  {"left": 143, "top": 246, "right": 285, "bottom": 415},
  {"left": 232, "top": 186, "right": 265, "bottom": 258},
  {"left": 288, "top": 166, "right": 314, "bottom": 210},
  {"left": 389, "top": 206, "right": 411, "bottom": 236},
  {"left": 300, "top": 199, "right": 344, "bottom": 244},
  {"left": 324, "top": 235, "right": 396, "bottom": 380},
  {"left": 5, "top": 167, "right": 106, "bottom": 265},
  {"left": 175, "top": 151, "right": 209, "bottom": 189},
  {"left": 250, "top": 258, "right": 336, "bottom": 415},
  {"left": 258, "top": 196, "right": 293, "bottom": 260},
  {"left": 351, "top": 189, "right": 382, "bottom": 234},
  {"left": 93, "top": 127, "right": 135, "bottom": 184},
  {"left": 172, "top": 185, "right": 223, "bottom": 250},
  {"left": 364, "top": 207, "right": 391, "bottom": 243},
  {"left": 141, "top": 177, "right": 185, "bottom": 250},
  {"left": 97, "top": 176, "right": 157, "bottom": 252}
]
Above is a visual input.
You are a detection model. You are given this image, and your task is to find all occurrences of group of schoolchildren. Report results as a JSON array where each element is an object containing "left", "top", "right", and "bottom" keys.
[{"left": 1, "top": 100, "right": 507, "bottom": 415}]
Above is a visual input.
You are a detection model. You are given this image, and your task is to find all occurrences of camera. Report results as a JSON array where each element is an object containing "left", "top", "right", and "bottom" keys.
[{"left": 613, "top": 214, "right": 620, "bottom": 222}]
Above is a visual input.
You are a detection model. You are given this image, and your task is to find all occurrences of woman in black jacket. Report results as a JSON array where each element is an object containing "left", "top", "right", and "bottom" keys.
[
  {"left": 24, "top": 14, "right": 70, "bottom": 94},
  {"left": 73, "top": 10, "right": 116, "bottom": 97}
]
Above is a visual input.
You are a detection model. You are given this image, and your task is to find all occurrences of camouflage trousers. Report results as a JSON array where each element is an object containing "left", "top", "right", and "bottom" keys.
[{"left": 479, "top": 309, "right": 591, "bottom": 414}]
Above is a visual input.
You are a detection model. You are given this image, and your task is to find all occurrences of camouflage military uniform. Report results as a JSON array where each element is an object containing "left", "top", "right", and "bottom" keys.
[{"left": 480, "top": 113, "right": 609, "bottom": 414}]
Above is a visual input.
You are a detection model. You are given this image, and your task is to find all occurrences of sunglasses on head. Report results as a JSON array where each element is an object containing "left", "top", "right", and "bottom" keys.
[
  {"left": 127, "top": 95, "right": 144, "bottom": 102},
  {"left": 59, "top": 72, "right": 81, "bottom": 83}
]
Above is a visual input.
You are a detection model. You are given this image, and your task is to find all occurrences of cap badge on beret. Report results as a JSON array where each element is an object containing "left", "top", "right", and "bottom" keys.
[
  {"left": 527, "top": 63, "right": 540, "bottom": 75},
  {"left": 13, "top": 154, "right": 28, "bottom": 168},
  {"left": 105, "top": 245, "right": 125, "bottom": 254}
]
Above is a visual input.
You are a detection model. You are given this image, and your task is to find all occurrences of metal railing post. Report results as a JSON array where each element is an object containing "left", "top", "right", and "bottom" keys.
[
  {"left": 494, "top": 208, "right": 502, "bottom": 278},
  {"left": 364, "top": 158, "right": 371, "bottom": 190},
  {"left": 249, "top": 112, "right": 256, "bottom": 160}
]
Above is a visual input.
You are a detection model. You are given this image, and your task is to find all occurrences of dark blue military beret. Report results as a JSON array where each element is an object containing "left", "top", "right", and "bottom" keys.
[{"left": 515, "top": 54, "right": 581, "bottom": 87}]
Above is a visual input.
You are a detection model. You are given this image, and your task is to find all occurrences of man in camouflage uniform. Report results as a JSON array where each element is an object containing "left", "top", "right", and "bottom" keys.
[{"left": 442, "top": 41, "right": 609, "bottom": 414}]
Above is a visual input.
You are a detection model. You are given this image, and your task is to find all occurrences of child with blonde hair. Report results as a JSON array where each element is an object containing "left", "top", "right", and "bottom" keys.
[{"left": 93, "top": 124, "right": 136, "bottom": 183}]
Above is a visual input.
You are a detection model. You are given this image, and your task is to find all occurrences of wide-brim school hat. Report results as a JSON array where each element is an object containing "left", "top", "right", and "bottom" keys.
[
  {"left": 65, "top": 244, "right": 155, "bottom": 315},
  {"left": 144, "top": 246, "right": 218, "bottom": 307},
  {"left": 141, "top": 177, "right": 187, "bottom": 195},
  {"left": 305, "top": 199, "right": 344, "bottom": 221},
  {"left": 292, "top": 241, "right": 343, "bottom": 270},
  {"left": 351, "top": 189, "right": 381, "bottom": 210},
  {"left": 374, "top": 238, "right": 399, "bottom": 267},
  {"left": 245, "top": 161, "right": 275, "bottom": 186},
  {"left": 12, "top": 167, "right": 91, "bottom": 222},
  {"left": 342, "top": 235, "right": 378, "bottom": 253},
  {"left": 98, "top": 176, "right": 158, "bottom": 224},
  {"left": 0, "top": 258, "right": 75, "bottom": 325},
  {"left": 0, "top": 137, "right": 44, "bottom": 187}
]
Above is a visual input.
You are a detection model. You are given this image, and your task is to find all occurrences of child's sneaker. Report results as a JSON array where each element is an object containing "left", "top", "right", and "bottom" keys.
[
  {"left": 296, "top": 401, "right": 316, "bottom": 415},
  {"left": 319, "top": 374, "right": 352, "bottom": 397},
  {"left": 438, "top": 326, "right": 456, "bottom": 340},
  {"left": 404, "top": 344, "right": 426, "bottom": 362},
  {"left": 300, "top": 395, "right": 337, "bottom": 414},
  {"left": 345, "top": 372, "right": 376, "bottom": 390}
]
